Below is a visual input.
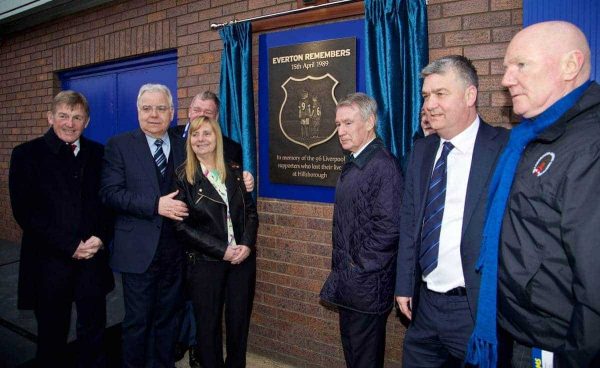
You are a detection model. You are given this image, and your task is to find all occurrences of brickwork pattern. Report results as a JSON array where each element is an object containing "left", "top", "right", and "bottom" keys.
[{"left": 0, "top": 0, "right": 522, "bottom": 366}]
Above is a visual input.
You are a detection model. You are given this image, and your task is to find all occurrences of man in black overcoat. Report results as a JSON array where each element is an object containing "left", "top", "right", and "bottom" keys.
[{"left": 9, "top": 90, "right": 114, "bottom": 367}]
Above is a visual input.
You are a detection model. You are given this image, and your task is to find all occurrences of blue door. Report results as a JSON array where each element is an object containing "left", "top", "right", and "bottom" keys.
[{"left": 60, "top": 51, "right": 178, "bottom": 144}]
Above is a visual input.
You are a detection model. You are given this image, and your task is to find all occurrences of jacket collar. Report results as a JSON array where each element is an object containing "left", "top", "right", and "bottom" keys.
[
  {"left": 349, "top": 138, "right": 384, "bottom": 169},
  {"left": 43, "top": 128, "right": 83, "bottom": 156},
  {"left": 536, "top": 81, "right": 597, "bottom": 142}
]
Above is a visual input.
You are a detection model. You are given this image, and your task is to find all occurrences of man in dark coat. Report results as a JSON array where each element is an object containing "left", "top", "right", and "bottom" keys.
[
  {"left": 9, "top": 90, "right": 114, "bottom": 367},
  {"left": 494, "top": 21, "right": 600, "bottom": 367},
  {"left": 100, "top": 83, "right": 188, "bottom": 368},
  {"left": 320, "top": 92, "right": 403, "bottom": 368},
  {"left": 394, "top": 56, "right": 508, "bottom": 367}
]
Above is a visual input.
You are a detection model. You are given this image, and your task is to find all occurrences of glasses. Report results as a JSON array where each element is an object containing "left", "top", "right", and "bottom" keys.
[
  {"left": 56, "top": 113, "right": 86, "bottom": 123},
  {"left": 140, "top": 105, "right": 171, "bottom": 114}
]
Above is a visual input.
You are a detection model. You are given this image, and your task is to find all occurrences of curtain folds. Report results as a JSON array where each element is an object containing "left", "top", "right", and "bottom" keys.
[
  {"left": 365, "top": 0, "right": 428, "bottom": 161},
  {"left": 218, "top": 22, "right": 257, "bottom": 195}
]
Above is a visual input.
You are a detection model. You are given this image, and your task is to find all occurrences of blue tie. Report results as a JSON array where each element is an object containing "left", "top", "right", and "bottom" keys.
[
  {"left": 420, "top": 141, "right": 454, "bottom": 277},
  {"left": 154, "top": 139, "right": 167, "bottom": 177}
]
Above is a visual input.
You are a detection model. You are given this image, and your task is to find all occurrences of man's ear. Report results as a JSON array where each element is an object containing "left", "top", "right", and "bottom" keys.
[
  {"left": 367, "top": 114, "right": 376, "bottom": 132},
  {"left": 561, "top": 50, "right": 584, "bottom": 81},
  {"left": 465, "top": 85, "right": 478, "bottom": 107},
  {"left": 47, "top": 111, "right": 54, "bottom": 126}
]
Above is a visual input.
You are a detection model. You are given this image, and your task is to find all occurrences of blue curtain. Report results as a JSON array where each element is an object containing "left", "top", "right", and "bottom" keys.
[
  {"left": 365, "top": 0, "right": 428, "bottom": 161},
  {"left": 218, "top": 21, "right": 257, "bottom": 194}
]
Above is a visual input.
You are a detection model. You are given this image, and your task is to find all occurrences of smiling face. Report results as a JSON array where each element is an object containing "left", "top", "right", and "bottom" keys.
[
  {"left": 335, "top": 104, "right": 375, "bottom": 153},
  {"left": 188, "top": 98, "right": 218, "bottom": 121},
  {"left": 190, "top": 121, "right": 217, "bottom": 162},
  {"left": 138, "top": 90, "right": 174, "bottom": 138},
  {"left": 48, "top": 103, "right": 88, "bottom": 143},
  {"left": 421, "top": 68, "right": 477, "bottom": 140}
]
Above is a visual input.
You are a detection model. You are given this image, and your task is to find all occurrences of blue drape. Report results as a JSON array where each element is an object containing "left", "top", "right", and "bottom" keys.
[
  {"left": 365, "top": 0, "right": 428, "bottom": 161},
  {"left": 218, "top": 22, "right": 257, "bottom": 195}
]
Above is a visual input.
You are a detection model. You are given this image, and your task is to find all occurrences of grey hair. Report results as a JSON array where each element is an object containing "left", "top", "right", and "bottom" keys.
[
  {"left": 190, "top": 90, "right": 220, "bottom": 110},
  {"left": 421, "top": 55, "right": 479, "bottom": 89},
  {"left": 137, "top": 83, "right": 174, "bottom": 109},
  {"left": 336, "top": 92, "right": 378, "bottom": 123}
]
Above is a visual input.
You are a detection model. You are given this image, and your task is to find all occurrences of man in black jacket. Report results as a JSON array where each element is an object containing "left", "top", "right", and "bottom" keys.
[
  {"left": 497, "top": 21, "right": 600, "bottom": 367},
  {"left": 9, "top": 91, "right": 114, "bottom": 367}
]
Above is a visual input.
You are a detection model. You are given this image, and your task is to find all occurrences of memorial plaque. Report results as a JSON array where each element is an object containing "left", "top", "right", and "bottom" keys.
[{"left": 268, "top": 37, "right": 356, "bottom": 187}]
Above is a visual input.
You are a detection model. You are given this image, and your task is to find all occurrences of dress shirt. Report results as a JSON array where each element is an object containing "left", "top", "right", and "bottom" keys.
[
  {"left": 70, "top": 139, "right": 80, "bottom": 156},
  {"left": 424, "top": 117, "right": 480, "bottom": 292},
  {"left": 145, "top": 133, "right": 171, "bottom": 161}
]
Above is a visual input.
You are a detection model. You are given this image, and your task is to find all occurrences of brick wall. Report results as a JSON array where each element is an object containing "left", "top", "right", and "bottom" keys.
[{"left": 0, "top": 0, "right": 522, "bottom": 366}]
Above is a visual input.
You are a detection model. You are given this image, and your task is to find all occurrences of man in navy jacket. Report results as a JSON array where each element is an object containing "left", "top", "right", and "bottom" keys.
[
  {"left": 100, "top": 83, "right": 188, "bottom": 368},
  {"left": 395, "top": 56, "right": 508, "bottom": 367},
  {"left": 320, "top": 93, "right": 403, "bottom": 368}
]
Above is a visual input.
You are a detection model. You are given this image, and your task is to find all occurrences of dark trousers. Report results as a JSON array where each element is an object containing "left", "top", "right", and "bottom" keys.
[
  {"left": 187, "top": 255, "right": 256, "bottom": 368},
  {"left": 402, "top": 284, "right": 473, "bottom": 368},
  {"left": 121, "top": 240, "right": 183, "bottom": 368},
  {"left": 35, "top": 291, "right": 107, "bottom": 368},
  {"left": 338, "top": 307, "right": 389, "bottom": 368}
]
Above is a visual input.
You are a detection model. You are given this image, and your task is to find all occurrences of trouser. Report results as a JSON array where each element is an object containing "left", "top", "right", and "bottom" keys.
[
  {"left": 121, "top": 241, "right": 183, "bottom": 368},
  {"left": 338, "top": 307, "right": 389, "bottom": 368},
  {"left": 35, "top": 292, "right": 107, "bottom": 368},
  {"left": 187, "top": 255, "right": 256, "bottom": 368},
  {"left": 402, "top": 284, "right": 473, "bottom": 368}
]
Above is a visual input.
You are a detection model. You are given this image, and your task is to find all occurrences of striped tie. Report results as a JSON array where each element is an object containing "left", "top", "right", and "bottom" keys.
[
  {"left": 420, "top": 141, "right": 454, "bottom": 277},
  {"left": 154, "top": 139, "right": 167, "bottom": 177}
]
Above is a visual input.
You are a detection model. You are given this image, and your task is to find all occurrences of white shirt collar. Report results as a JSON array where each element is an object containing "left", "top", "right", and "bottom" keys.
[
  {"left": 440, "top": 116, "right": 480, "bottom": 154},
  {"left": 352, "top": 137, "right": 376, "bottom": 158}
]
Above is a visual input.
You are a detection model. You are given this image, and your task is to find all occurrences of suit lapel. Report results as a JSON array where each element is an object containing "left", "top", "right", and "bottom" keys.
[
  {"left": 461, "top": 122, "right": 501, "bottom": 235},
  {"left": 131, "top": 129, "right": 160, "bottom": 194}
]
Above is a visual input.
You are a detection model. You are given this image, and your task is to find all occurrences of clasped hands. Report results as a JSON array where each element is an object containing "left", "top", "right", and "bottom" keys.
[
  {"left": 223, "top": 245, "right": 251, "bottom": 265},
  {"left": 72, "top": 235, "right": 103, "bottom": 260}
]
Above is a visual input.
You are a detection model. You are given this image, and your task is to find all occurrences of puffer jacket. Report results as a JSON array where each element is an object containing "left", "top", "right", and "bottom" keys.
[
  {"left": 174, "top": 162, "right": 258, "bottom": 261},
  {"left": 320, "top": 139, "right": 403, "bottom": 314}
]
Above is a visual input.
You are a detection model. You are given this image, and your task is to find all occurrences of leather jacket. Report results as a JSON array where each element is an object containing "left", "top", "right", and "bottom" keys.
[{"left": 174, "top": 162, "right": 258, "bottom": 262}]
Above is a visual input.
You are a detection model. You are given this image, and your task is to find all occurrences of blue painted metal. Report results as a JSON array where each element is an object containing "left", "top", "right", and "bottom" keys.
[
  {"left": 258, "top": 19, "right": 366, "bottom": 203},
  {"left": 524, "top": 0, "right": 598, "bottom": 82},
  {"left": 60, "top": 51, "right": 178, "bottom": 144}
]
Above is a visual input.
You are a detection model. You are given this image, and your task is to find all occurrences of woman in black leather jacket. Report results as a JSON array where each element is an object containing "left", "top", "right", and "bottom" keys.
[{"left": 175, "top": 116, "right": 258, "bottom": 368}]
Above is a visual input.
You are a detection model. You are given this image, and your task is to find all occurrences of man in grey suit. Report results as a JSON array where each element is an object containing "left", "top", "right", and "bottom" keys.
[
  {"left": 100, "top": 83, "right": 188, "bottom": 367},
  {"left": 395, "top": 55, "right": 508, "bottom": 367}
]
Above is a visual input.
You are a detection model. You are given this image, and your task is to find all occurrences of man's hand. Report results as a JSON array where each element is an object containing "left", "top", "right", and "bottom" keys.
[
  {"left": 223, "top": 245, "right": 238, "bottom": 261},
  {"left": 158, "top": 190, "right": 188, "bottom": 221},
  {"left": 242, "top": 171, "right": 254, "bottom": 192},
  {"left": 396, "top": 296, "right": 413, "bottom": 320},
  {"left": 230, "top": 245, "right": 251, "bottom": 265},
  {"left": 72, "top": 236, "right": 103, "bottom": 260}
]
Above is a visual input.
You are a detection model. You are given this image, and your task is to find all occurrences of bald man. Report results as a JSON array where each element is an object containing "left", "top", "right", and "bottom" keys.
[{"left": 470, "top": 21, "right": 600, "bottom": 368}]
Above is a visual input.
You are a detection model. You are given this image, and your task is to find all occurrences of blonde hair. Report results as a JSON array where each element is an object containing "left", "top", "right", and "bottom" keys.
[{"left": 183, "top": 116, "right": 227, "bottom": 185}]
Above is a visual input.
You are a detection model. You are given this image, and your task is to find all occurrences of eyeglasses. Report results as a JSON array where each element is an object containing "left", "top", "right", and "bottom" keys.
[
  {"left": 56, "top": 113, "right": 86, "bottom": 123},
  {"left": 140, "top": 105, "right": 171, "bottom": 114}
]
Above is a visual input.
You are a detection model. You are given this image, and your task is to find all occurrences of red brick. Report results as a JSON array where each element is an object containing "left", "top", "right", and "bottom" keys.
[
  {"left": 463, "top": 43, "right": 508, "bottom": 60},
  {"left": 492, "top": 0, "right": 521, "bottom": 10},
  {"left": 463, "top": 11, "right": 512, "bottom": 30},
  {"left": 428, "top": 17, "right": 461, "bottom": 34},
  {"left": 492, "top": 26, "right": 521, "bottom": 42},
  {"left": 445, "top": 29, "right": 490, "bottom": 47},
  {"left": 442, "top": 0, "right": 489, "bottom": 17},
  {"left": 429, "top": 47, "right": 463, "bottom": 61}
]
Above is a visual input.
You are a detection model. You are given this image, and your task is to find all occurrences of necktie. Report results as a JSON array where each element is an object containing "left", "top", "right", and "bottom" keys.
[
  {"left": 154, "top": 139, "right": 167, "bottom": 177},
  {"left": 420, "top": 141, "right": 454, "bottom": 277}
]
